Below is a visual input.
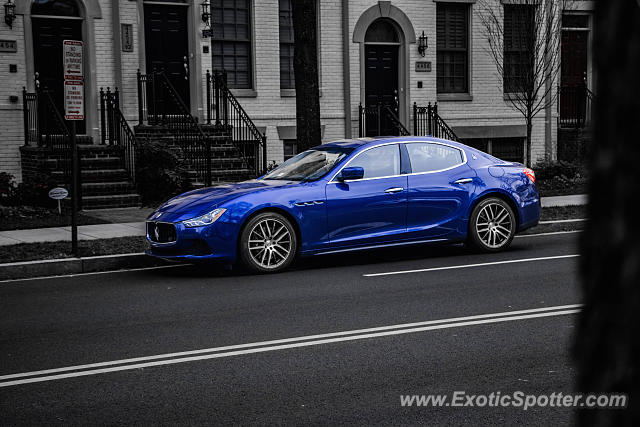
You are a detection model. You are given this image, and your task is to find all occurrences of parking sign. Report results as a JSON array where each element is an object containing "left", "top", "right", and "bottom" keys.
[{"left": 63, "top": 40, "right": 84, "bottom": 120}]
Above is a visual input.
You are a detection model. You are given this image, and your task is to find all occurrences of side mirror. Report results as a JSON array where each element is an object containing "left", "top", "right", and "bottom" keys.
[{"left": 339, "top": 166, "right": 365, "bottom": 182}]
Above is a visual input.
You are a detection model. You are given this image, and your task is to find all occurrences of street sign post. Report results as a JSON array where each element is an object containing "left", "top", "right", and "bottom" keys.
[{"left": 63, "top": 39, "right": 84, "bottom": 257}]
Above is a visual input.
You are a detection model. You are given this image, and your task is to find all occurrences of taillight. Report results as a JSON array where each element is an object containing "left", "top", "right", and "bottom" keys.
[{"left": 523, "top": 168, "right": 535, "bottom": 183}]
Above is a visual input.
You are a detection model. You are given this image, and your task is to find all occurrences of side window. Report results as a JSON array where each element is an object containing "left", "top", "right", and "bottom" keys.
[
  {"left": 406, "top": 143, "right": 463, "bottom": 173},
  {"left": 349, "top": 144, "right": 400, "bottom": 179}
]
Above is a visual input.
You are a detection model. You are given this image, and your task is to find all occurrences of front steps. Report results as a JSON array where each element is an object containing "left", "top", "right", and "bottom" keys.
[
  {"left": 135, "top": 124, "right": 258, "bottom": 187},
  {"left": 49, "top": 145, "right": 141, "bottom": 209}
]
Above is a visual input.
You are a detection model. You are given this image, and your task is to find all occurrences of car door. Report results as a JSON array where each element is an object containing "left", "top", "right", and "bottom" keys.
[
  {"left": 404, "top": 142, "right": 476, "bottom": 240},
  {"left": 326, "top": 144, "right": 408, "bottom": 249}
]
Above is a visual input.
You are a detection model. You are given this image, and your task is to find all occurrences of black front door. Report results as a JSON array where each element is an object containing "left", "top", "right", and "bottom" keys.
[
  {"left": 32, "top": 17, "right": 85, "bottom": 133},
  {"left": 560, "top": 30, "right": 588, "bottom": 125},
  {"left": 364, "top": 44, "right": 399, "bottom": 136},
  {"left": 144, "top": 4, "right": 190, "bottom": 110}
]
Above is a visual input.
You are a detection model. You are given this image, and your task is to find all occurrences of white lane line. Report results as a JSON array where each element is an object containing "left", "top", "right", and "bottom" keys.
[
  {"left": 364, "top": 254, "right": 579, "bottom": 277},
  {"left": 0, "top": 304, "right": 581, "bottom": 382},
  {"left": 515, "top": 230, "right": 582, "bottom": 238},
  {"left": 538, "top": 218, "right": 586, "bottom": 224},
  {"left": 0, "top": 305, "right": 581, "bottom": 388}
]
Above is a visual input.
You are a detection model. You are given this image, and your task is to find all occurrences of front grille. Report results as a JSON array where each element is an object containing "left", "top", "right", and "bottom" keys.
[
  {"left": 147, "top": 222, "right": 177, "bottom": 243},
  {"left": 148, "top": 239, "right": 212, "bottom": 257}
]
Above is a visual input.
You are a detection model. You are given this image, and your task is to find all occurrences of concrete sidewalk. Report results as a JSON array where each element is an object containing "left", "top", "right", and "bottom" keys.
[
  {"left": 0, "top": 222, "right": 146, "bottom": 246},
  {"left": 540, "top": 194, "right": 587, "bottom": 208},
  {"left": 0, "top": 194, "right": 586, "bottom": 247}
]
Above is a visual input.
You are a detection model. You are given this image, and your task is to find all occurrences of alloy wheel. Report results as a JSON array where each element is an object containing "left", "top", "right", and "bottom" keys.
[
  {"left": 475, "top": 202, "right": 514, "bottom": 249},
  {"left": 247, "top": 218, "right": 292, "bottom": 269}
]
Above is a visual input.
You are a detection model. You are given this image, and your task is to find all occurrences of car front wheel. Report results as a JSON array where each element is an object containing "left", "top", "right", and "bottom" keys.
[
  {"left": 239, "top": 212, "right": 298, "bottom": 273},
  {"left": 468, "top": 197, "right": 516, "bottom": 252}
]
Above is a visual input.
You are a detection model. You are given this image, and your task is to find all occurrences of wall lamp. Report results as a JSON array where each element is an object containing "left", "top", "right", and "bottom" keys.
[
  {"left": 4, "top": 0, "right": 16, "bottom": 29},
  {"left": 201, "top": 0, "right": 211, "bottom": 26},
  {"left": 418, "top": 31, "right": 428, "bottom": 57}
]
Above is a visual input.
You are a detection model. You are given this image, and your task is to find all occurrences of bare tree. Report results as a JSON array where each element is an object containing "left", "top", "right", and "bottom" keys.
[
  {"left": 292, "top": 0, "right": 322, "bottom": 152},
  {"left": 576, "top": 0, "right": 640, "bottom": 425},
  {"left": 477, "top": 0, "right": 568, "bottom": 166}
]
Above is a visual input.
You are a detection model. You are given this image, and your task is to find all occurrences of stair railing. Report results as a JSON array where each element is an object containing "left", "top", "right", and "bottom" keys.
[
  {"left": 413, "top": 102, "right": 460, "bottom": 141},
  {"left": 206, "top": 70, "right": 267, "bottom": 176},
  {"left": 558, "top": 83, "right": 595, "bottom": 129},
  {"left": 22, "top": 86, "right": 79, "bottom": 204},
  {"left": 100, "top": 87, "right": 138, "bottom": 183},
  {"left": 145, "top": 71, "right": 213, "bottom": 186},
  {"left": 358, "top": 103, "right": 410, "bottom": 137}
]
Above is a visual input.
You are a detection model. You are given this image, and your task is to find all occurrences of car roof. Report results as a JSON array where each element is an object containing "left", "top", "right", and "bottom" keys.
[{"left": 323, "top": 136, "right": 466, "bottom": 151}]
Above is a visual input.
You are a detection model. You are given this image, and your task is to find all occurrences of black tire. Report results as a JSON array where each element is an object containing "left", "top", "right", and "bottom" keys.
[
  {"left": 239, "top": 212, "right": 298, "bottom": 273},
  {"left": 468, "top": 197, "right": 516, "bottom": 252}
]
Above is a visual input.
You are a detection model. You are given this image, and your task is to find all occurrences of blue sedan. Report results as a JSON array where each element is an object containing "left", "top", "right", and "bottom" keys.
[{"left": 146, "top": 137, "right": 540, "bottom": 273}]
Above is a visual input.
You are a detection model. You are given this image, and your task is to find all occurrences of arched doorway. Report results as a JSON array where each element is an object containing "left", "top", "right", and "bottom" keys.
[
  {"left": 353, "top": 2, "right": 416, "bottom": 137},
  {"left": 31, "top": 0, "right": 85, "bottom": 133},
  {"left": 364, "top": 18, "right": 400, "bottom": 136}
]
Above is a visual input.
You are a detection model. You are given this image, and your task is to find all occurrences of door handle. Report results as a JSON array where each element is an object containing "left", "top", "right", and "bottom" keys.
[
  {"left": 454, "top": 178, "right": 473, "bottom": 184},
  {"left": 384, "top": 187, "right": 404, "bottom": 193}
]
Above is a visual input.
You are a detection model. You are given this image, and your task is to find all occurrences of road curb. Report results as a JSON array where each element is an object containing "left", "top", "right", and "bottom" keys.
[{"left": 0, "top": 253, "right": 166, "bottom": 281}]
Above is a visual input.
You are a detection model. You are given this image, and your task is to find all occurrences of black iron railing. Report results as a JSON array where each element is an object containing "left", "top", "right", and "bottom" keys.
[
  {"left": 383, "top": 106, "right": 410, "bottom": 136},
  {"left": 22, "top": 87, "right": 71, "bottom": 151},
  {"left": 559, "top": 84, "right": 595, "bottom": 129},
  {"left": 358, "top": 104, "right": 410, "bottom": 137},
  {"left": 137, "top": 71, "right": 213, "bottom": 186},
  {"left": 22, "top": 86, "right": 77, "bottom": 203},
  {"left": 100, "top": 87, "right": 137, "bottom": 182},
  {"left": 413, "top": 102, "right": 460, "bottom": 141},
  {"left": 206, "top": 70, "right": 267, "bottom": 176}
]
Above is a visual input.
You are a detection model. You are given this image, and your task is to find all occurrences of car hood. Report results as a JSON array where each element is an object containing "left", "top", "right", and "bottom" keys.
[{"left": 148, "top": 180, "right": 297, "bottom": 223}]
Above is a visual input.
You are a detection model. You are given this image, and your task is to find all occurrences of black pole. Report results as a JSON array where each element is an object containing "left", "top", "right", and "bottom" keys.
[
  {"left": 100, "top": 88, "right": 106, "bottom": 145},
  {"left": 23, "top": 88, "right": 29, "bottom": 146},
  {"left": 137, "top": 69, "right": 143, "bottom": 125},
  {"left": 70, "top": 120, "right": 78, "bottom": 257},
  {"left": 262, "top": 134, "right": 267, "bottom": 174},
  {"left": 413, "top": 102, "right": 417, "bottom": 136},
  {"left": 205, "top": 138, "right": 212, "bottom": 187},
  {"left": 206, "top": 70, "right": 211, "bottom": 125}
]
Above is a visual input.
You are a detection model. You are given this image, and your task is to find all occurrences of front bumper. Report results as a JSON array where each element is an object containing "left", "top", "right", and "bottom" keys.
[{"left": 146, "top": 220, "right": 238, "bottom": 262}]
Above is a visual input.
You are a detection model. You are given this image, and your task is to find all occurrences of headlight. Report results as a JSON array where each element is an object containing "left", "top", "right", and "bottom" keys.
[{"left": 182, "top": 208, "right": 227, "bottom": 227}]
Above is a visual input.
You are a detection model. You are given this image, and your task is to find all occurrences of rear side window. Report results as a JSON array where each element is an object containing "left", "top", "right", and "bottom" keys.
[
  {"left": 349, "top": 144, "right": 400, "bottom": 179},
  {"left": 405, "top": 143, "right": 464, "bottom": 173}
]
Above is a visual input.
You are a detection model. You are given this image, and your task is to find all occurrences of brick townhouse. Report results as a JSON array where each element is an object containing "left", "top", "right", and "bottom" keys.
[{"left": 0, "top": 0, "right": 595, "bottom": 207}]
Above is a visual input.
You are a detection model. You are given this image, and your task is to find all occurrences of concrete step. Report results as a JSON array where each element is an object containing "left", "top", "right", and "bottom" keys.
[
  {"left": 80, "top": 156, "right": 124, "bottom": 169},
  {"left": 52, "top": 168, "right": 130, "bottom": 182},
  {"left": 81, "top": 194, "right": 141, "bottom": 209},
  {"left": 81, "top": 181, "right": 136, "bottom": 196},
  {"left": 77, "top": 144, "right": 124, "bottom": 157}
]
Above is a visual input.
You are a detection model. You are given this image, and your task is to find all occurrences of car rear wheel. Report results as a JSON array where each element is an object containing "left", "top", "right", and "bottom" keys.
[
  {"left": 239, "top": 212, "right": 298, "bottom": 273},
  {"left": 468, "top": 197, "right": 516, "bottom": 252}
]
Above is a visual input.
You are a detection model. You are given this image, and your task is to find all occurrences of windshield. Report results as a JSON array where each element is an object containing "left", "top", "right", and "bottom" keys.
[{"left": 262, "top": 146, "right": 354, "bottom": 181}]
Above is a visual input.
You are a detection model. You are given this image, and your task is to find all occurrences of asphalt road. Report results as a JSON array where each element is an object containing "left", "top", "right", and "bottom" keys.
[{"left": 0, "top": 231, "right": 582, "bottom": 425}]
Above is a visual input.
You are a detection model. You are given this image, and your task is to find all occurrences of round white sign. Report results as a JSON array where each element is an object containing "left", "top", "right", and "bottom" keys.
[{"left": 48, "top": 187, "right": 69, "bottom": 200}]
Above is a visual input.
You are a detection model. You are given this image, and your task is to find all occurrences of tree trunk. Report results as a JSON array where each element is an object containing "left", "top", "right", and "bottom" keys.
[
  {"left": 525, "top": 116, "right": 532, "bottom": 167},
  {"left": 292, "top": 0, "right": 322, "bottom": 152},
  {"left": 576, "top": 1, "right": 640, "bottom": 425}
]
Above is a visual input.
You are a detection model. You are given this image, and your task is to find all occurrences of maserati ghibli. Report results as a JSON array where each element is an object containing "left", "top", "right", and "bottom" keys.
[{"left": 146, "top": 137, "right": 540, "bottom": 273}]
